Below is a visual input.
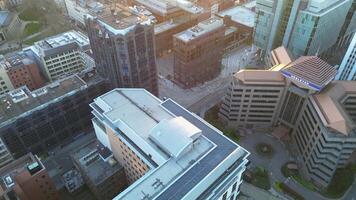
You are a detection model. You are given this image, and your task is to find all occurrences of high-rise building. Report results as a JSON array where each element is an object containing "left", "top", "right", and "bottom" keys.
[
  {"left": 336, "top": 0, "right": 356, "bottom": 48},
  {"left": 335, "top": 33, "right": 356, "bottom": 80},
  {"left": 86, "top": 4, "right": 159, "bottom": 96},
  {"left": 1, "top": 52, "right": 45, "bottom": 91},
  {"left": 219, "top": 69, "right": 287, "bottom": 129},
  {"left": 220, "top": 55, "right": 356, "bottom": 187},
  {"left": 0, "top": 62, "right": 14, "bottom": 95},
  {"left": 0, "top": 153, "right": 59, "bottom": 200},
  {"left": 254, "top": 0, "right": 353, "bottom": 58},
  {"left": 292, "top": 81, "right": 356, "bottom": 187},
  {"left": 173, "top": 17, "right": 225, "bottom": 88},
  {"left": 72, "top": 140, "right": 128, "bottom": 200},
  {"left": 0, "top": 69, "right": 108, "bottom": 166},
  {"left": 27, "top": 30, "right": 91, "bottom": 82},
  {"left": 90, "top": 88, "right": 249, "bottom": 200}
]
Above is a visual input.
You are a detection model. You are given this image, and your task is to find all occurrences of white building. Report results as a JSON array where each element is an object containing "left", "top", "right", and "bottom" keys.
[
  {"left": 64, "top": 0, "right": 104, "bottom": 26},
  {"left": 335, "top": 33, "right": 356, "bottom": 80},
  {"left": 27, "top": 30, "right": 91, "bottom": 81},
  {"left": 90, "top": 88, "right": 249, "bottom": 200},
  {"left": 0, "top": 58, "right": 14, "bottom": 95}
]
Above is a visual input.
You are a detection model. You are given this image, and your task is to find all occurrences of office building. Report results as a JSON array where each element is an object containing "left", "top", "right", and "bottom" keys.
[
  {"left": 64, "top": 0, "right": 105, "bottom": 26},
  {"left": 132, "top": 0, "right": 203, "bottom": 22},
  {"left": 86, "top": 4, "right": 159, "bottom": 95},
  {"left": 0, "top": 69, "right": 108, "bottom": 166},
  {"left": 0, "top": 153, "right": 59, "bottom": 200},
  {"left": 219, "top": 55, "right": 356, "bottom": 187},
  {"left": 336, "top": 0, "right": 356, "bottom": 48},
  {"left": 154, "top": 15, "right": 197, "bottom": 56},
  {"left": 72, "top": 140, "right": 127, "bottom": 200},
  {"left": 28, "top": 30, "right": 91, "bottom": 81},
  {"left": 292, "top": 81, "right": 356, "bottom": 187},
  {"left": 216, "top": 5, "right": 256, "bottom": 52},
  {"left": 254, "top": 0, "right": 353, "bottom": 58},
  {"left": 0, "top": 10, "right": 22, "bottom": 44},
  {"left": 173, "top": 17, "right": 225, "bottom": 88},
  {"left": 0, "top": 61, "right": 14, "bottom": 96},
  {"left": 0, "top": 52, "right": 45, "bottom": 91},
  {"left": 90, "top": 88, "right": 249, "bottom": 200},
  {"left": 219, "top": 69, "right": 287, "bottom": 129},
  {"left": 335, "top": 33, "right": 356, "bottom": 80}
]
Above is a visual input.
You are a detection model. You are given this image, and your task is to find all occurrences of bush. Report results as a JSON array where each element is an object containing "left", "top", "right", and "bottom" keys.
[
  {"left": 325, "top": 164, "right": 355, "bottom": 198},
  {"left": 251, "top": 167, "right": 271, "bottom": 190},
  {"left": 280, "top": 182, "right": 305, "bottom": 200}
]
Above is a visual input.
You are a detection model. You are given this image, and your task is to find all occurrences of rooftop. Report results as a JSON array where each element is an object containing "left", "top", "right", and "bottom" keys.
[
  {"left": 175, "top": 17, "right": 224, "bottom": 42},
  {"left": 269, "top": 46, "right": 293, "bottom": 66},
  {"left": 281, "top": 56, "right": 337, "bottom": 91},
  {"left": 30, "top": 30, "right": 90, "bottom": 58},
  {"left": 134, "top": 0, "right": 203, "bottom": 15},
  {"left": 0, "top": 10, "right": 14, "bottom": 27},
  {"left": 87, "top": 3, "right": 153, "bottom": 35},
  {"left": 71, "top": 140, "right": 124, "bottom": 186},
  {"left": 0, "top": 68, "right": 102, "bottom": 128},
  {"left": 0, "top": 153, "right": 44, "bottom": 192},
  {"left": 312, "top": 81, "right": 356, "bottom": 135},
  {"left": 0, "top": 52, "right": 36, "bottom": 70},
  {"left": 235, "top": 69, "right": 286, "bottom": 85},
  {"left": 91, "top": 89, "right": 249, "bottom": 200},
  {"left": 217, "top": 6, "right": 255, "bottom": 28},
  {"left": 154, "top": 15, "right": 193, "bottom": 34}
]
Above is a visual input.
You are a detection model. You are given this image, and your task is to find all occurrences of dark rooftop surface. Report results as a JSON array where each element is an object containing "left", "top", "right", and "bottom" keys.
[
  {"left": 0, "top": 69, "right": 103, "bottom": 128},
  {"left": 156, "top": 99, "right": 248, "bottom": 200}
]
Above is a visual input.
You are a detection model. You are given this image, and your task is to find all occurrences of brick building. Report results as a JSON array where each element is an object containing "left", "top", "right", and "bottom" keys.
[{"left": 173, "top": 17, "right": 225, "bottom": 88}]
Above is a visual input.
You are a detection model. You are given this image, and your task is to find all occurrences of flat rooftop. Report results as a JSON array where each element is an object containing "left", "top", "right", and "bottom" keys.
[
  {"left": 71, "top": 140, "right": 123, "bottom": 186},
  {"left": 154, "top": 15, "right": 193, "bottom": 34},
  {"left": 88, "top": 3, "right": 152, "bottom": 35},
  {"left": 235, "top": 69, "right": 286, "bottom": 85},
  {"left": 312, "top": 81, "right": 356, "bottom": 135},
  {"left": 0, "top": 153, "right": 43, "bottom": 192},
  {"left": 134, "top": 0, "right": 203, "bottom": 15},
  {"left": 217, "top": 6, "right": 255, "bottom": 28},
  {"left": 0, "top": 68, "right": 102, "bottom": 128},
  {"left": 91, "top": 89, "right": 249, "bottom": 200},
  {"left": 175, "top": 17, "right": 224, "bottom": 42}
]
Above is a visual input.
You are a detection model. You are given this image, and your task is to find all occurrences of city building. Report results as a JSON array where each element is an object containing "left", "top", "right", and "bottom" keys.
[
  {"left": 0, "top": 60, "right": 14, "bottom": 95},
  {"left": 86, "top": 4, "right": 159, "bottom": 96},
  {"left": 0, "top": 52, "right": 45, "bottom": 91},
  {"left": 64, "top": 0, "right": 105, "bottom": 26},
  {"left": 90, "top": 88, "right": 249, "bottom": 200},
  {"left": 0, "top": 68, "right": 108, "bottom": 166},
  {"left": 132, "top": 0, "right": 203, "bottom": 22},
  {"left": 266, "top": 46, "right": 293, "bottom": 68},
  {"left": 219, "top": 56, "right": 356, "bottom": 187},
  {"left": 0, "top": 10, "right": 22, "bottom": 44},
  {"left": 219, "top": 69, "right": 287, "bottom": 129},
  {"left": 292, "top": 81, "right": 356, "bottom": 187},
  {"left": 335, "top": 33, "right": 356, "bottom": 80},
  {"left": 173, "top": 17, "right": 225, "bottom": 88},
  {"left": 0, "top": 153, "right": 59, "bottom": 200},
  {"left": 27, "top": 30, "right": 91, "bottom": 82},
  {"left": 335, "top": 0, "right": 356, "bottom": 48},
  {"left": 254, "top": 0, "right": 353, "bottom": 58},
  {"left": 216, "top": 5, "right": 255, "bottom": 52},
  {"left": 72, "top": 140, "right": 127, "bottom": 200},
  {"left": 154, "top": 15, "right": 197, "bottom": 56}
]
